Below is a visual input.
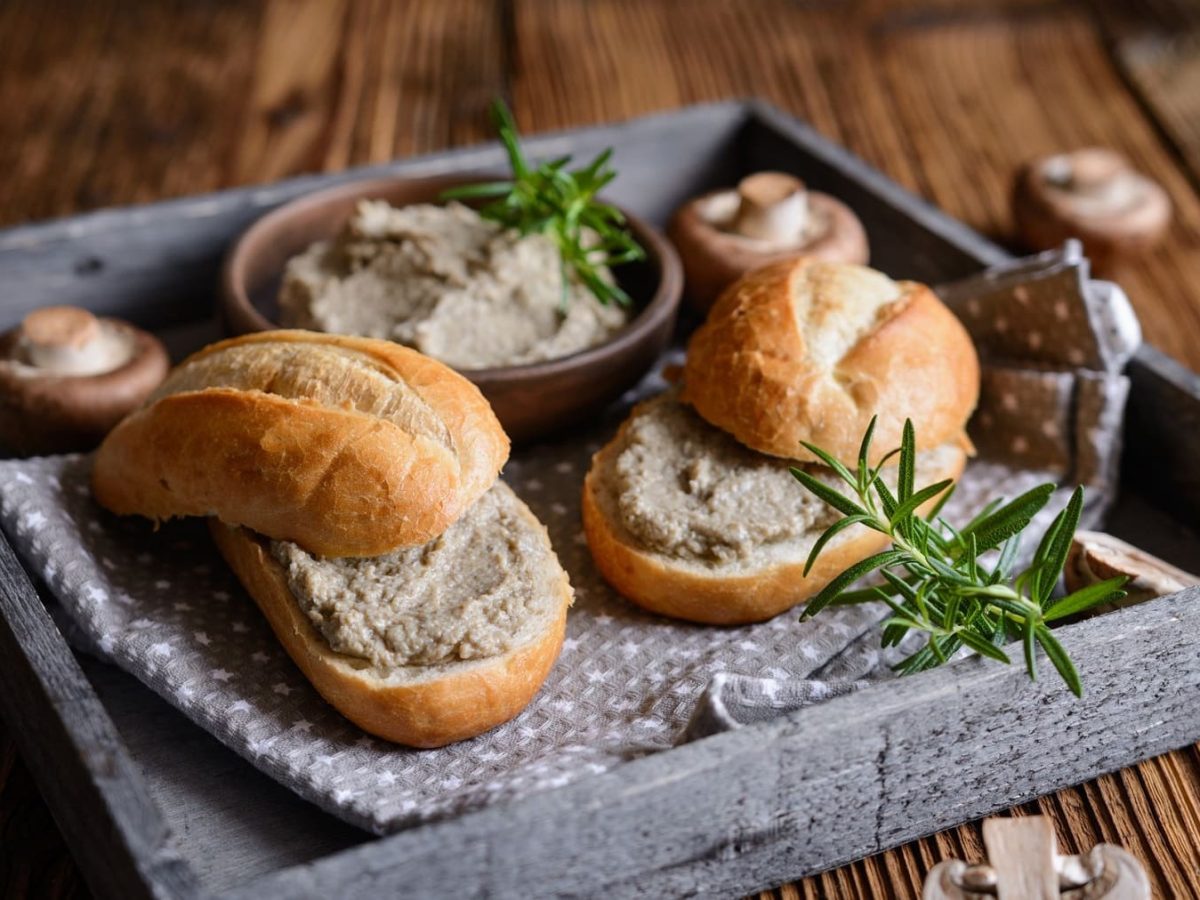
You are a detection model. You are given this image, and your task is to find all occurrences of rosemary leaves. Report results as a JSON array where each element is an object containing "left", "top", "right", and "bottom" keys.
[
  {"left": 442, "top": 99, "right": 645, "bottom": 308},
  {"left": 792, "top": 419, "right": 1128, "bottom": 696}
]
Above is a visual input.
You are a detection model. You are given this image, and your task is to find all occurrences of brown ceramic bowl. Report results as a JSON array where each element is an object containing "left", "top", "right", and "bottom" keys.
[{"left": 219, "top": 175, "right": 682, "bottom": 444}]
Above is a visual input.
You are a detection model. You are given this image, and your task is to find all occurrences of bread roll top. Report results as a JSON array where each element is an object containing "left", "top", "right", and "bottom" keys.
[
  {"left": 681, "top": 259, "right": 979, "bottom": 465},
  {"left": 92, "top": 330, "right": 509, "bottom": 557}
]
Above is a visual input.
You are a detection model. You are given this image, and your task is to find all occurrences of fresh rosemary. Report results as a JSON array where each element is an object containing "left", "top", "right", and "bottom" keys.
[
  {"left": 791, "top": 418, "right": 1128, "bottom": 696},
  {"left": 442, "top": 99, "right": 646, "bottom": 308}
]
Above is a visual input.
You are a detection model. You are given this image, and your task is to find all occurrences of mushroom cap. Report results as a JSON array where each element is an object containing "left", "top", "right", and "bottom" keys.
[
  {"left": 668, "top": 186, "right": 869, "bottom": 315},
  {"left": 1064, "top": 530, "right": 1196, "bottom": 605},
  {"left": 1012, "top": 148, "right": 1171, "bottom": 266},
  {"left": 0, "top": 315, "right": 170, "bottom": 456}
]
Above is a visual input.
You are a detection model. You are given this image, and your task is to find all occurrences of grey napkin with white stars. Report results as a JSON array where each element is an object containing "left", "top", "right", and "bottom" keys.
[{"left": 0, "top": 248, "right": 1128, "bottom": 834}]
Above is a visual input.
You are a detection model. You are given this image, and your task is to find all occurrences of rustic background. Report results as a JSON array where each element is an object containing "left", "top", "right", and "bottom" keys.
[{"left": 2, "top": 0, "right": 1199, "bottom": 896}]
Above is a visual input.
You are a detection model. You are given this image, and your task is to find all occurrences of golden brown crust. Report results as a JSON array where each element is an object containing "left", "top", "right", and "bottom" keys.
[
  {"left": 681, "top": 259, "right": 979, "bottom": 465},
  {"left": 668, "top": 191, "right": 869, "bottom": 314},
  {"left": 92, "top": 331, "right": 509, "bottom": 556},
  {"left": 210, "top": 517, "right": 571, "bottom": 748},
  {"left": 581, "top": 433, "right": 966, "bottom": 625},
  {"left": 172, "top": 330, "right": 507, "bottom": 501}
]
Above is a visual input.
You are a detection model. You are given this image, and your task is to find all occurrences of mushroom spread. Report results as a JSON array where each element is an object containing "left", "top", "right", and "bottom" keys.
[
  {"left": 278, "top": 200, "right": 630, "bottom": 370},
  {"left": 0, "top": 306, "right": 169, "bottom": 455},
  {"left": 270, "top": 482, "right": 564, "bottom": 670}
]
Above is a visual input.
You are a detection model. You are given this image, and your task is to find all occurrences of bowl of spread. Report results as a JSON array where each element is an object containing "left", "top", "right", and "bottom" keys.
[{"left": 220, "top": 173, "right": 682, "bottom": 443}]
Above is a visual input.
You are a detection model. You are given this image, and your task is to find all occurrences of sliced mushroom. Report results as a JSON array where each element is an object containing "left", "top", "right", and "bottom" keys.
[
  {"left": 0, "top": 306, "right": 169, "bottom": 456},
  {"left": 1064, "top": 531, "right": 1197, "bottom": 611},
  {"left": 1012, "top": 149, "right": 1171, "bottom": 267},
  {"left": 668, "top": 171, "right": 869, "bottom": 313}
]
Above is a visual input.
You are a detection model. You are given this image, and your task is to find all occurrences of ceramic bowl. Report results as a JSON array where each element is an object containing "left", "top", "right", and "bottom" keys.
[{"left": 219, "top": 174, "right": 682, "bottom": 443}]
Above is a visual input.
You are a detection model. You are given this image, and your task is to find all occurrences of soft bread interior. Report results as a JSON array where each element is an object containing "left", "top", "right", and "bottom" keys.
[
  {"left": 582, "top": 393, "right": 968, "bottom": 624},
  {"left": 210, "top": 483, "right": 572, "bottom": 747}
]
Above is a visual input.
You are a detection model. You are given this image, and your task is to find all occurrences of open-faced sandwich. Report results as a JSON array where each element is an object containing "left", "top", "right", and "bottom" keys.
[
  {"left": 582, "top": 258, "right": 980, "bottom": 624},
  {"left": 92, "top": 330, "right": 573, "bottom": 747}
]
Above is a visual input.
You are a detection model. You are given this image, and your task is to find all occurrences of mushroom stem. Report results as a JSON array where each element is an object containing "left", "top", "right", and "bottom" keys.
[
  {"left": 17, "top": 306, "right": 131, "bottom": 376},
  {"left": 1042, "top": 148, "right": 1139, "bottom": 208},
  {"left": 1064, "top": 148, "right": 1126, "bottom": 193},
  {"left": 732, "top": 172, "right": 809, "bottom": 242}
]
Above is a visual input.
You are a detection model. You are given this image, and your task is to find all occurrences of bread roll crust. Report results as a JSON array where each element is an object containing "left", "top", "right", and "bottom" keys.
[
  {"left": 210, "top": 514, "right": 571, "bottom": 748},
  {"left": 93, "top": 331, "right": 509, "bottom": 557},
  {"left": 582, "top": 420, "right": 967, "bottom": 624},
  {"left": 682, "top": 259, "right": 979, "bottom": 465}
]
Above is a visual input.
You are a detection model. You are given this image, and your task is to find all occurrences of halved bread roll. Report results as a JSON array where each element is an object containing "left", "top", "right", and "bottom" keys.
[
  {"left": 211, "top": 482, "right": 572, "bottom": 747},
  {"left": 92, "top": 331, "right": 509, "bottom": 557},
  {"left": 582, "top": 394, "right": 967, "bottom": 624},
  {"left": 682, "top": 258, "right": 979, "bottom": 465}
]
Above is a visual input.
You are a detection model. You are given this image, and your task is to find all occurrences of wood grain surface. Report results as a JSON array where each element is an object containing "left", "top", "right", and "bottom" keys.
[{"left": 2, "top": 0, "right": 1199, "bottom": 897}]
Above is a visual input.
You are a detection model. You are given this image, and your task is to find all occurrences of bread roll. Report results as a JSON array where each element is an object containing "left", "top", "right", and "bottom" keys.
[
  {"left": 92, "top": 331, "right": 509, "bottom": 557},
  {"left": 582, "top": 394, "right": 967, "bottom": 624},
  {"left": 211, "top": 481, "right": 572, "bottom": 747},
  {"left": 682, "top": 259, "right": 979, "bottom": 465}
]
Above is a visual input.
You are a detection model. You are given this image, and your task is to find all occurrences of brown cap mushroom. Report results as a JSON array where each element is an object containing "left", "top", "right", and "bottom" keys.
[
  {"left": 668, "top": 171, "right": 869, "bottom": 314},
  {"left": 1064, "top": 531, "right": 1197, "bottom": 613},
  {"left": 1012, "top": 148, "right": 1171, "bottom": 267},
  {"left": 0, "top": 306, "right": 170, "bottom": 456}
]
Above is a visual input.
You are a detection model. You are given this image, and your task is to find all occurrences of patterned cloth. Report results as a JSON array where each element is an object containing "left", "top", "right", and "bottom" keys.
[
  {"left": 0, "top": 439, "right": 1076, "bottom": 834},
  {"left": 0, "top": 246, "right": 1132, "bottom": 833}
]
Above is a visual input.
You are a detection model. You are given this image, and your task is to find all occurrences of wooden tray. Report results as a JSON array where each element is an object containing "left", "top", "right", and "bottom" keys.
[{"left": 1, "top": 101, "right": 1197, "bottom": 900}]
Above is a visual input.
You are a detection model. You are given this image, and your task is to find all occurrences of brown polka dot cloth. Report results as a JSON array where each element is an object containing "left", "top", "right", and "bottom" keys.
[
  {"left": 940, "top": 240, "right": 1139, "bottom": 496},
  {"left": 0, "top": 244, "right": 1136, "bottom": 830}
]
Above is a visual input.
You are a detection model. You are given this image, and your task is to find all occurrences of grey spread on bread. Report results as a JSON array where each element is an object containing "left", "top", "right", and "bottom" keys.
[
  {"left": 583, "top": 259, "right": 979, "bottom": 625},
  {"left": 93, "top": 331, "right": 572, "bottom": 747}
]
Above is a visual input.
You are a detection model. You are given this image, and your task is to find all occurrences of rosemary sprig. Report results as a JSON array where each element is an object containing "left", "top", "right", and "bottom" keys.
[
  {"left": 791, "top": 418, "right": 1128, "bottom": 696},
  {"left": 441, "top": 99, "right": 645, "bottom": 307}
]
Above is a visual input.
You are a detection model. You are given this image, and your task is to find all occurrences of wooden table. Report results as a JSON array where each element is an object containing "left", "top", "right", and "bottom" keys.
[{"left": 2, "top": 1, "right": 1199, "bottom": 896}]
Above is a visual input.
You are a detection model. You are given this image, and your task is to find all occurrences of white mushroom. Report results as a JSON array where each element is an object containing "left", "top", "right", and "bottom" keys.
[
  {"left": 1064, "top": 531, "right": 1197, "bottom": 610},
  {"left": 15, "top": 306, "right": 136, "bottom": 376},
  {"left": 0, "top": 306, "right": 169, "bottom": 455},
  {"left": 668, "top": 171, "right": 869, "bottom": 313},
  {"left": 1013, "top": 149, "right": 1171, "bottom": 266}
]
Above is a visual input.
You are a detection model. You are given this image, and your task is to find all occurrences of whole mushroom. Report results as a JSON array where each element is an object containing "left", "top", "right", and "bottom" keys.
[
  {"left": 1012, "top": 148, "right": 1171, "bottom": 267},
  {"left": 668, "top": 171, "right": 869, "bottom": 313},
  {"left": 0, "top": 306, "right": 169, "bottom": 456},
  {"left": 1064, "top": 531, "right": 1197, "bottom": 613}
]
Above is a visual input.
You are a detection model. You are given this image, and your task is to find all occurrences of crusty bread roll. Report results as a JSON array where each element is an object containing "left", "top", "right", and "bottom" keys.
[
  {"left": 211, "top": 482, "right": 572, "bottom": 747},
  {"left": 682, "top": 259, "right": 979, "bottom": 465},
  {"left": 92, "top": 330, "right": 509, "bottom": 558},
  {"left": 582, "top": 394, "right": 967, "bottom": 625}
]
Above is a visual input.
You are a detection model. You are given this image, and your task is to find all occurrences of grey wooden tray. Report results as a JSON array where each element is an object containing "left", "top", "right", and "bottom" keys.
[{"left": 1, "top": 100, "right": 1198, "bottom": 900}]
